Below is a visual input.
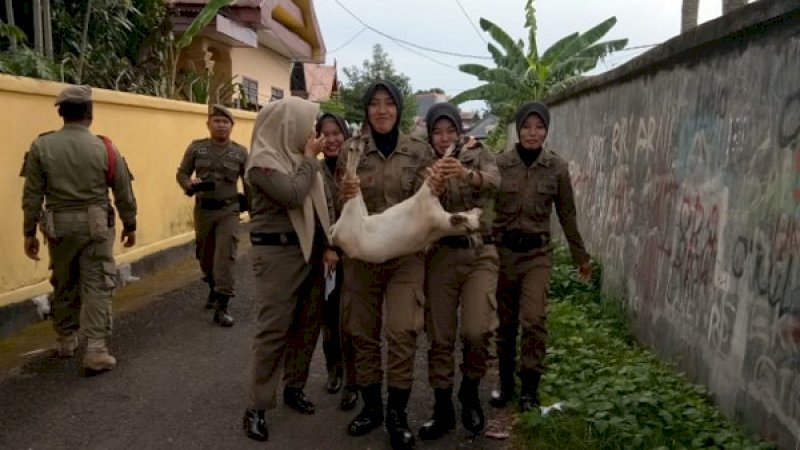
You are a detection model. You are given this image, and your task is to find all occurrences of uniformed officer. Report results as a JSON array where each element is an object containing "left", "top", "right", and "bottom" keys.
[
  {"left": 242, "top": 97, "right": 338, "bottom": 442},
  {"left": 491, "top": 102, "right": 592, "bottom": 412},
  {"left": 418, "top": 103, "right": 500, "bottom": 439},
  {"left": 176, "top": 104, "right": 247, "bottom": 327},
  {"left": 316, "top": 112, "right": 359, "bottom": 412},
  {"left": 21, "top": 84, "right": 137, "bottom": 374},
  {"left": 338, "top": 80, "right": 436, "bottom": 450}
]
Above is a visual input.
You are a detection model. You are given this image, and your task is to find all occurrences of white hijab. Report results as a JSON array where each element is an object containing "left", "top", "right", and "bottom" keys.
[{"left": 245, "top": 97, "right": 330, "bottom": 262}]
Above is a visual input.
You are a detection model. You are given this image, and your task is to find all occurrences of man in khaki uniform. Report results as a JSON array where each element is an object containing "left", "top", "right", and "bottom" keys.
[
  {"left": 338, "top": 81, "right": 435, "bottom": 449},
  {"left": 491, "top": 102, "right": 591, "bottom": 412},
  {"left": 21, "top": 84, "right": 137, "bottom": 374},
  {"left": 419, "top": 102, "right": 500, "bottom": 439},
  {"left": 176, "top": 105, "right": 247, "bottom": 327}
]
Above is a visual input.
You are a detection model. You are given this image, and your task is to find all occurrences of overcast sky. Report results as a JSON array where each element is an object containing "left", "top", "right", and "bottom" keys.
[{"left": 314, "top": 0, "right": 724, "bottom": 112}]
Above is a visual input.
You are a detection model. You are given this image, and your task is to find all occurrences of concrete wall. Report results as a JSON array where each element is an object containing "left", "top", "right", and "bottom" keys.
[
  {"left": 543, "top": 0, "right": 799, "bottom": 447},
  {"left": 230, "top": 46, "right": 292, "bottom": 103},
  {"left": 0, "top": 75, "right": 256, "bottom": 309}
]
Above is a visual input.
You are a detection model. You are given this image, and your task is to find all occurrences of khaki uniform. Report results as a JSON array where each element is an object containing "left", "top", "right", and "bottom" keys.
[
  {"left": 493, "top": 148, "right": 589, "bottom": 374},
  {"left": 336, "top": 133, "right": 435, "bottom": 389},
  {"left": 247, "top": 159, "right": 335, "bottom": 409},
  {"left": 176, "top": 139, "right": 247, "bottom": 296},
  {"left": 319, "top": 158, "right": 357, "bottom": 387},
  {"left": 21, "top": 124, "right": 137, "bottom": 340},
  {"left": 425, "top": 144, "right": 500, "bottom": 388}
]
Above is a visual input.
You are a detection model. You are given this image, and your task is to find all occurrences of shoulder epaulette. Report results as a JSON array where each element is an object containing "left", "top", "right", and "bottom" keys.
[{"left": 37, "top": 130, "right": 56, "bottom": 138}]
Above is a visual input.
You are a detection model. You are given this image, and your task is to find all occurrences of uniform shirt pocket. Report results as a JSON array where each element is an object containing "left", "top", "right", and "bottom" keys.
[{"left": 222, "top": 160, "right": 241, "bottom": 182}]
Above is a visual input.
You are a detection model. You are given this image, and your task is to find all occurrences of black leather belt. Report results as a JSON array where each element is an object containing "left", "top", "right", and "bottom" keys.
[
  {"left": 198, "top": 197, "right": 238, "bottom": 210},
  {"left": 499, "top": 232, "right": 550, "bottom": 252},
  {"left": 438, "top": 235, "right": 496, "bottom": 249},
  {"left": 250, "top": 232, "right": 300, "bottom": 246}
]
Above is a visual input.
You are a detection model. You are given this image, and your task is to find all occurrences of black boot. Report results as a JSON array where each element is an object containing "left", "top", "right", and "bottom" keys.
[
  {"left": 458, "top": 376, "right": 485, "bottom": 434},
  {"left": 243, "top": 409, "right": 268, "bottom": 441},
  {"left": 284, "top": 387, "right": 316, "bottom": 414},
  {"left": 519, "top": 371, "right": 541, "bottom": 413},
  {"left": 340, "top": 385, "right": 359, "bottom": 411},
  {"left": 386, "top": 387, "right": 415, "bottom": 450},
  {"left": 347, "top": 384, "right": 383, "bottom": 436},
  {"left": 490, "top": 360, "right": 516, "bottom": 408},
  {"left": 213, "top": 294, "right": 234, "bottom": 327},
  {"left": 417, "top": 388, "right": 455, "bottom": 440}
]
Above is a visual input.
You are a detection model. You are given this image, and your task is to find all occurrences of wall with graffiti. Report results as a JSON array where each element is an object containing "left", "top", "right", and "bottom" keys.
[{"left": 546, "top": 1, "right": 799, "bottom": 447}]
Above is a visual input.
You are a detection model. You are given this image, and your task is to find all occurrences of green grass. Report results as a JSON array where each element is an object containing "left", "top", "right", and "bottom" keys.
[{"left": 515, "top": 246, "right": 774, "bottom": 450}]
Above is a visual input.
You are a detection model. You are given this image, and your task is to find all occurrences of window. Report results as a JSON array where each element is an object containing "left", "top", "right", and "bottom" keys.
[
  {"left": 271, "top": 87, "right": 284, "bottom": 101},
  {"left": 241, "top": 77, "right": 259, "bottom": 110}
]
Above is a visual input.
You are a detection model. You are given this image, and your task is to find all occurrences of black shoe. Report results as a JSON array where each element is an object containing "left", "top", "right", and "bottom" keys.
[
  {"left": 213, "top": 295, "right": 234, "bottom": 327},
  {"left": 326, "top": 373, "right": 343, "bottom": 394},
  {"left": 347, "top": 406, "right": 384, "bottom": 436},
  {"left": 418, "top": 388, "right": 455, "bottom": 440},
  {"left": 243, "top": 409, "right": 268, "bottom": 441},
  {"left": 340, "top": 386, "right": 359, "bottom": 411},
  {"left": 284, "top": 388, "right": 315, "bottom": 414},
  {"left": 458, "top": 377, "right": 485, "bottom": 435},
  {"left": 386, "top": 387, "right": 415, "bottom": 450},
  {"left": 347, "top": 384, "right": 383, "bottom": 436}
]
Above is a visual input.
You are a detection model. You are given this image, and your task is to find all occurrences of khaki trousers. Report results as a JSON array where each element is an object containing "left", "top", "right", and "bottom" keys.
[
  {"left": 193, "top": 205, "right": 239, "bottom": 296},
  {"left": 249, "top": 244, "right": 322, "bottom": 409},
  {"left": 48, "top": 212, "right": 116, "bottom": 339},
  {"left": 343, "top": 253, "right": 425, "bottom": 389},
  {"left": 425, "top": 244, "right": 499, "bottom": 388},
  {"left": 496, "top": 248, "right": 553, "bottom": 374}
]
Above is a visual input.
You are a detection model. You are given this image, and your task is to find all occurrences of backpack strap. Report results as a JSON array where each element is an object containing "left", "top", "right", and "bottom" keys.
[{"left": 99, "top": 135, "right": 116, "bottom": 186}]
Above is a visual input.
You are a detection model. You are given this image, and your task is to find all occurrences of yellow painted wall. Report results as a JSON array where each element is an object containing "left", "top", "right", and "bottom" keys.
[
  {"left": 0, "top": 74, "right": 256, "bottom": 308},
  {"left": 230, "top": 46, "right": 292, "bottom": 104}
]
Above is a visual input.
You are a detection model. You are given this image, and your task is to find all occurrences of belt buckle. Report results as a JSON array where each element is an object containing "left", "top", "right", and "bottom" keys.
[{"left": 279, "top": 233, "right": 288, "bottom": 244}]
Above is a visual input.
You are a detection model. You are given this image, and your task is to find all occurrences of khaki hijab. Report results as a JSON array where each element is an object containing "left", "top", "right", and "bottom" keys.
[{"left": 246, "top": 97, "right": 330, "bottom": 262}]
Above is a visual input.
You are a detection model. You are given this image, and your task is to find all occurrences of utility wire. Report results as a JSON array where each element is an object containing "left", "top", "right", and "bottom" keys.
[
  {"left": 454, "top": 0, "right": 487, "bottom": 44},
  {"left": 332, "top": 0, "right": 492, "bottom": 60},
  {"left": 327, "top": 26, "right": 368, "bottom": 53}
]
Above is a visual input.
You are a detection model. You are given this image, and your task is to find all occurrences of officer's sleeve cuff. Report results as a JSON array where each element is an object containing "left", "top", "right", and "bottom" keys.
[{"left": 123, "top": 222, "right": 137, "bottom": 232}]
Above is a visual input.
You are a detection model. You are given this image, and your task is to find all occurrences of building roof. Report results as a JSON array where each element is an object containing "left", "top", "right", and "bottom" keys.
[
  {"left": 466, "top": 115, "right": 499, "bottom": 140},
  {"left": 414, "top": 93, "right": 448, "bottom": 118},
  {"left": 303, "top": 63, "right": 338, "bottom": 102}
]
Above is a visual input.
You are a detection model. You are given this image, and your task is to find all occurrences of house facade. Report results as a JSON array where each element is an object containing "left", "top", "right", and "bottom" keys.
[{"left": 166, "top": 0, "right": 326, "bottom": 109}]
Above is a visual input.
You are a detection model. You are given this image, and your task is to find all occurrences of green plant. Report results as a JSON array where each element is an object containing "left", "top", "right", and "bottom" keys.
[
  {"left": 0, "top": 23, "right": 66, "bottom": 80},
  {"left": 451, "top": 0, "right": 627, "bottom": 127},
  {"left": 338, "top": 44, "right": 417, "bottom": 133},
  {"left": 515, "top": 243, "right": 775, "bottom": 449}
]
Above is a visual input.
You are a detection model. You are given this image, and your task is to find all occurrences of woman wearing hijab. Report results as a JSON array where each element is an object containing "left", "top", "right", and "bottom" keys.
[
  {"left": 316, "top": 113, "right": 359, "bottom": 411},
  {"left": 337, "top": 80, "right": 437, "bottom": 450},
  {"left": 418, "top": 103, "right": 500, "bottom": 440},
  {"left": 491, "top": 102, "right": 592, "bottom": 413},
  {"left": 242, "top": 97, "right": 339, "bottom": 442}
]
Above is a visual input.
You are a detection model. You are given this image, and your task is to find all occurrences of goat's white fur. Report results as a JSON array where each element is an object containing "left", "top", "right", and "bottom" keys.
[{"left": 330, "top": 142, "right": 482, "bottom": 263}]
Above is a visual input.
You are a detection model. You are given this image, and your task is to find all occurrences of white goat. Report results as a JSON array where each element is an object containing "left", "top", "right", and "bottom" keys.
[{"left": 330, "top": 142, "right": 482, "bottom": 263}]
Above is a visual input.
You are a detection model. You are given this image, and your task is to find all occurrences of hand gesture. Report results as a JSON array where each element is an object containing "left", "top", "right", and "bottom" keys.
[
  {"left": 304, "top": 132, "right": 325, "bottom": 158},
  {"left": 578, "top": 261, "right": 592, "bottom": 283},
  {"left": 340, "top": 174, "right": 361, "bottom": 201},
  {"left": 121, "top": 230, "right": 136, "bottom": 248},
  {"left": 24, "top": 236, "right": 40, "bottom": 261},
  {"left": 426, "top": 166, "right": 446, "bottom": 196},
  {"left": 437, "top": 156, "right": 469, "bottom": 180}
]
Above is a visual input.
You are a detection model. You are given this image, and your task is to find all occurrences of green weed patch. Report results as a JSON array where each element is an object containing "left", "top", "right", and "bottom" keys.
[{"left": 515, "top": 247, "right": 774, "bottom": 450}]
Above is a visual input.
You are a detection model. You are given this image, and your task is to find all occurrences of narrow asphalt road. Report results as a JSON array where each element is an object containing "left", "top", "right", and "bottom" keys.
[{"left": 0, "top": 250, "right": 513, "bottom": 450}]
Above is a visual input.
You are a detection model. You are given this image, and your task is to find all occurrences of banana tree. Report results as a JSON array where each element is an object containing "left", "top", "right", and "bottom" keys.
[
  {"left": 451, "top": 0, "right": 627, "bottom": 128},
  {"left": 166, "top": 0, "right": 233, "bottom": 98}
]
